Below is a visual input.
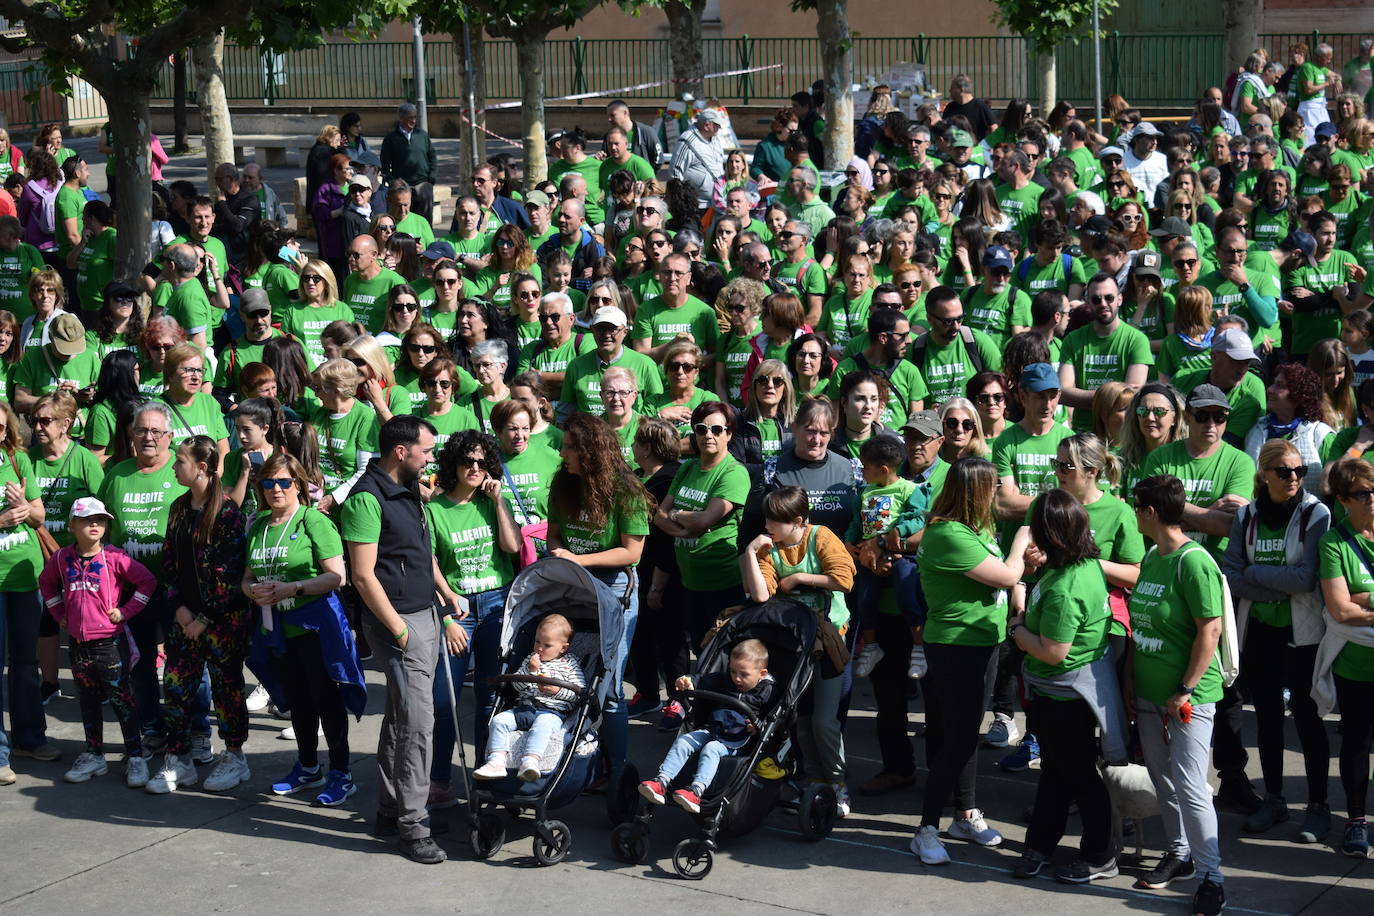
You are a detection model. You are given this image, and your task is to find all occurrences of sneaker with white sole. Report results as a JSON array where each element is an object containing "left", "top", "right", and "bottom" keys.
[
  {"left": 948, "top": 809, "right": 1003, "bottom": 846},
  {"left": 831, "top": 782, "right": 851, "bottom": 818},
  {"left": 271, "top": 760, "right": 325, "bottom": 795},
  {"left": 908, "top": 645, "right": 928, "bottom": 679},
  {"left": 517, "top": 756, "right": 542, "bottom": 781},
  {"left": 474, "top": 755, "right": 510, "bottom": 780},
  {"left": 911, "top": 824, "right": 951, "bottom": 865},
  {"left": 854, "top": 642, "right": 885, "bottom": 678},
  {"left": 245, "top": 684, "right": 271, "bottom": 712},
  {"left": 315, "top": 769, "right": 356, "bottom": 807},
  {"left": 279, "top": 723, "right": 325, "bottom": 741},
  {"left": 1055, "top": 857, "right": 1119, "bottom": 884},
  {"left": 125, "top": 755, "right": 150, "bottom": 788},
  {"left": 145, "top": 753, "right": 198, "bottom": 794},
  {"left": 190, "top": 734, "right": 215, "bottom": 766},
  {"left": 203, "top": 750, "right": 251, "bottom": 792},
  {"left": 63, "top": 752, "right": 109, "bottom": 783},
  {"left": 983, "top": 713, "right": 1018, "bottom": 748}
]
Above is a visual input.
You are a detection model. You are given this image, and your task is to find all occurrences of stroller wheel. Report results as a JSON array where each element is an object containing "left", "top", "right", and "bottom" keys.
[
  {"left": 672, "top": 838, "right": 714, "bottom": 880},
  {"left": 607, "top": 762, "right": 642, "bottom": 825},
  {"left": 797, "top": 783, "right": 838, "bottom": 842},
  {"left": 469, "top": 811, "right": 506, "bottom": 860},
  {"left": 610, "top": 822, "right": 650, "bottom": 864},
  {"left": 532, "top": 819, "right": 572, "bottom": 866}
]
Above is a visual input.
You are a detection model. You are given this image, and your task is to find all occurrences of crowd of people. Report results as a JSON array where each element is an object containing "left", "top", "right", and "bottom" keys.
[{"left": 1, "top": 41, "right": 1374, "bottom": 909}]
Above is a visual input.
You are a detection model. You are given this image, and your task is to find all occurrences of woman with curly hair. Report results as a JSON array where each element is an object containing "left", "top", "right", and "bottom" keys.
[
  {"left": 1243, "top": 363, "right": 1335, "bottom": 493},
  {"left": 87, "top": 282, "right": 145, "bottom": 361},
  {"left": 547, "top": 413, "right": 651, "bottom": 784},
  {"left": 471, "top": 223, "right": 540, "bottom": 311},
  {"left": 1111, "top": 198, "right": 1150, "bottom": 252}
]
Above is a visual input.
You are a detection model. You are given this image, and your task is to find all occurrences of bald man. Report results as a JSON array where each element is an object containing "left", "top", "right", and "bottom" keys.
[{"left": 341, "top": 234, "right": 405, "bottom": 332}]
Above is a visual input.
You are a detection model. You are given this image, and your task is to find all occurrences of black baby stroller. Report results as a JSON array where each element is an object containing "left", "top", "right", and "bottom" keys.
[
  {"left": 610, "top": 597, "right": 837, "bottom": 879},
  {"left": 465, "top": 557, "right": 638, "bottom": 865}
]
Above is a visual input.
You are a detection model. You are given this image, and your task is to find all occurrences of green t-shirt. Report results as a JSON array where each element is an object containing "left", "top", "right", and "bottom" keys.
[
  {"left": 819, "top": 290, "right": 873, "bottom": 351},
  {"left": 0, "top": 450, "right": 43, "bottom": 590},
  {"left": 281, "top": 302, "right": 356, "bottom": 368},
  {"left": 163, "top": 393, "right": 229, "bottom": 449},
  {"left": 852, "top": 477, "right": 918, "bottom": 541},
  {"left": 1129, "top": 543, "right": 1226, "bottom": 705},
  {"left": 1197, "top": 266, "right": 1282, "bottom": 350},
  {"left": 647, "top": 388, "right": 713, "bottom": 439},
  {"left": 414, "top": 404, "right": 479, "bottom": 477},
  {"left": 598, "top": 154, "right": 656, "bottom": 198},
  {"left": 774, "top": 258, "right": 828, "bottom": 301},
  {"left": 1139, "top": 439, "right": 1254, "bottom": 557},
  {"left": 994, "top": 182, "right": 1045, "bottom": 244},
  {"left": 1318, "top": 526, "right": 1374, "bottom": 681},
  {"left": 1157, "top": 333, "right": 1215, "bottom": 381},
  {"left": 518, "top": 332, "right": 595, "bottom": 378},
  {"left": 1248, "top": 518, "right": 1293, "bottom": 627},
  {"left": 302, "top": 400, "right": 380, "bottom": 493},
  {"left": 1014, "top": 253, "right": 1087, "bottom": 297},
  {"left": 992, "top": 422, "right": 1072, "bottom": 544},
  {"left": 667, "top": 455, "right": 751, "bottom": 590},
  {"left": 97, "top": 456, "right": 188, "bottom": 578},
  {"left": 1296, "top": 61, "right": 1328, "bottom": 101},
  {"left": 501, "top": 443, "right": 561, "bottom": 524},
  {"left": 1285, "top": 249, "right": 1358, "bottom": 355},
  {"left": 1083, "top": 493, "right": 1147, "bottom": 566},
  {"left": 76, "top": 227, "right": 116, "bottom": 309},
  {"left": 395, "top": 211, "right": 435, "bottom": 247},
  {"left": 632, "top": 295, "right": 719, "bottom": 352},
  {"left": 167, "top": 279, "right": 214, "bottom": 335},
  {"left": 1061, "top": 321, "right": 1154, "bottom": 431},
  {"left": 548, "top": 158, "right": 605, "bottom": 225},
  {"left": 84, "top": 401, "right": 118, "bottom": 451},
  {"left": 245, "top": 261, "right": 301, "bottom": 314},
  {"left": 29, "top": 442, "right": 105, "bottom": 548},
  {"left": 962, "top": 284, "right": 1032, "bottom": 349},
  {"left": 0, "top": 242, "right": 44, "bottom": 321},
  {"left": 341, "top": 267, "right": 405, "bottom": 333},
  {"left": 426, "top": 493, "right": 515, "bottom": 594},
  {"left": 13, "top": 346, "right": 100, "bottom": 397},
  {"left": 470, "top": 262, "right": 541, "bottom": 312},
  {"left": 246, "top": 507, "right": 344, "bottom": 613},
  {"left": 716, "top": 328, "right": 762, "bottom": 406},
  {"left": 54, "top": 185, "right": 85, "bottom": 258},
  {"left": 550, "top": 490, "right": 651, "bottom": 562},
  {"left": 213, "top": 332, "right": 282, "bottom": 392},
  {"left": 1251, "top": 204, "right": 1293, "bottom": 252},
  {"left": 828, "top": 356, "right": 928, "bottom": 429},
  {"left": 1173, "top": 367, "right": 1267, "bottom": 441},
  {"left": 912, "top": 328, "right": 1004, "bottom": 405},
  {"left": 559, "top": 347, "right": 664, "bottom": 417},
  {"left": 917, "top": 520, "right": 1007, "bottom": 646},
  {"left": 1023, "top": 558, "right": 1110, "bottom": 683}
]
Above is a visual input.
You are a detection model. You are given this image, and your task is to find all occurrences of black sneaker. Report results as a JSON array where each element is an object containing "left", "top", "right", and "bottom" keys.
[
  {"left": 1055, "top": 857, "right": 1119, "bottom": 884},
  {"left": 40, "top": 681, "right": 61, "bottom": 705},
  {"left": 1013, "top": 849, "right": 1049, "bottom": 879},
  {"left": 1295, "top": 803, "right": 1330, "bottom": 844},
  {"left": 1243, "top": 793, "right": 1289, "bottom": 833},
  {"left": 1191, "top": 878, "right": 1225, "bottom": 916},
  {"left": 1342, "top": 818, "right": 1370, "bottom": 859},
  {"left": 399, "top": 836, "right": 447, "bottom": 864},
  {"left": 1215, "top": 778, "right": 1264, "bottom": 814},
  {"left": 1133, "top": 851, "right": 1195, "bottom": 889}
]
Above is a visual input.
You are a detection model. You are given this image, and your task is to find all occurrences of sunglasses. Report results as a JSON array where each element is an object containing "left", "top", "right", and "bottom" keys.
[
  {"left": 393, "top": 301, "right": 419, "bottom": 311},
  {"left": 1136, "top": 405, "right": 1172, "bottom": 419},
  {"left": 755, "top": 376, "right": 785, "bottom": 388},
  {"left": 944, "top": 418, "right": 976, "bottom": 433},
  {"left": 694, "top": 423, "right": 727, "bottom": 437},
  {"left": 1089, "top": 294, "right": 1117, "bottom": 304},
  {"left": 1344, "top": 487, "right": 1374, "bottom": 501},
  {"left": 260, "top": 478, "right": 295, "bottom": 490},
  {"left": 777, "top": 231, "right": 795, "bottom": 240},
  {"left": 435, "top": 277, "right": 461, "bottom": 286},
  {"left": 301, "top": 274, "right": 324, "bottom": 283},
  {"left": 1173, "top": 258, "right": 1199, "bottom": 269},
  {"left": 1270, "top": 465, "right": 1308, "bottom": 481},
  {"left": 456, "top": 456, "right": 484, "bottom": 469},
  {"left": 1054, "top": 459, "right": 1087, "bottom": 474},
  {"left": 1192, "top": 409, "right": 1230, "bottom": 425},
  {"left": 666, "top": 361, "right": 698, "bottom": 373},
  {"left": 974, "top": 392, "right": 1005, "bottom": 405},
  {"left": 636, "top": 206, "right": 660, "bottom": 215},
  {"left": 407, "top": 343, "right": 437, "bottom": 354},
  {"left": 930, "top": 313, "right": 963, "bottom": 326},
  {"left": 422, "top": 379, "right": 452, "bottom": 390},
  {"left": 494, "top": 239, "right": 515, "bottom": 248}
]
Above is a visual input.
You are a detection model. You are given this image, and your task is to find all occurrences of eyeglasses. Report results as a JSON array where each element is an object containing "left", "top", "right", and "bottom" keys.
[
  {"left": 178, "top": 366, "right": 204, "bottom": 377},
  {"left": 602, "top": 389, "right": 634, "bottom": 400},
  {"left": 1270, "top": 465, "right": 1308, "bottom": 481},
  {"left": 133, "top": 428, "right": 170, "bottom": 439},
  {"left": 1192, "top": 409, "right": 1230, "bottom": 425},
  {"left": 974, "top": 392, "right": 1005, "bottom": 405},
  {"left": 666, "top": 361, "right": 698, "bottom": 373},
  {"left": 1088, "top": 294, "right": 1117, "bottom": 304},
  {"left": 726, "top": 304, "right": 750, "bottom": 314},
  {"left": 393, "top": 301, "right": 419, "bottom": 311},
  {"left": 944, "top": 418, "right": 976, "bottom": 433},
  {"left": 435, "top": 277, "right": 461, "bottom": 286},
  {"left": 150, "top": 343, "right": 175, "bottom": 352},
  {"left": 260, "top": 477, "right": 295, "bottom": 490},
  {"left": 1173, "top": 258, "right": 1199, "bottom": 269},
  {"left": 407, "top": 343, "right": 437, "bottom": 354},
  {"left": 301, "top": 275, "right": 324, "bottom": 284},
  {"left": 422, "top": 379, "right": 453, "bottom": 390},
  {"left": 1136, "top": 405, "right": 1172, "bottom": 419},
  {"left": 694, "top": 423, "right": 727, "bottom": 437},
  {"left": 32, "top": 416, "right": 57, "bottom": 427},
  {"left": 755, "top": 376, "right": 785, "bottom": 388},
  {"left": 1345, "top": 488, "right": 1374, "bottom": 501},
  {"left": 456, "top": 455, "right": 484, "bottom": 469}
]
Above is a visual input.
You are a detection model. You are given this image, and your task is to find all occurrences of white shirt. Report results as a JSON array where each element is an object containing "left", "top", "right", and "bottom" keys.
[{"left": 1123, "top": 148, "right": 1169, "bottom": 199}]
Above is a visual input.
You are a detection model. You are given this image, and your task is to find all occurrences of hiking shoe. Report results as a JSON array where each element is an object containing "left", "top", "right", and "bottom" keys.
[
  {"left": 63, "top": 752, "right": 108, "bottom": 783},
  {"left": 858, "top": 770, "right": 915, "bottom": 796},
  {"left": 125, "top": 755, "right": 150, "bottom": 788},
  {"left": 203, "top": 750, "right": 251, "bottom": 792},
  {"left": 908, "top": 644, "right": 927, "bottom": 679},
  {"left": 145, "top": 752, "right": 198, "bottom": 794},
  {"left": 983, "top": 714, "right": 1018, "bottom": 748},
  {"left": 1244, "top": 793, "right": 1289, "bottom": 833},
  {"left": 1055, "top": 857, "right": 1119, "bottom": 884},
  {"left": 13, "top": 742, "right": 61, "bottom": 761},
  {"left": 1215, "top": 777, "right": 1264, "bottom": 814},
  {"left": 1192, "top": 878, "right": 1226, "bottom": 916},
  {"left": 1342, "top": 818, "right": 1370, "bottom": 858},
  {"left": 673, "top": 787, "right": 703, "bottom": 814},
  {"left": 517, "top": 756, "right": 542, "bottom": 782},
  {"left": 400, "top": 836, "right": 447, "bottom": 864},
  {"left": 1133, "top": 851, "right": 1195, "bottom": 889},
  {"left": 316, "top": 770, "right": 356, "bottom": 807},
  {"left": 190, "top": 734, "right": 215, "bottom": 766},
  {"left": 271, "top": 760, "right": 325, "bottom": 795},
  {"left": 657, "top": 701, "right": 685, "bottom": 732},
  {"left": 627, "top": 692, "right": 662, "bottom": 717},
  {"left": 1295, "top": 802, "right": 1330, "bottom": 844},
  {"left": 474, "top": 756, "right": 510, "bottom": 780},
  {"left": 246, "top": 684, "right": 271, "bottom": 712},
  {"left": 947, "top": 808, "right": 1002, "bottom": 846},
  {"left": 1014, "top": 848, "right": 1049, "bottom": 878},
  {"left": 638, "top": 779, "right": 668, "bottom": 805},
  {"left": 854, "top": 642, "right": 884, "bottom": 678},
  {"left": 998, "top": 734, "right": 1040, "bottom": 772},
  {"left": 911, "top": 825, "right": 950, "bottom": 865}
]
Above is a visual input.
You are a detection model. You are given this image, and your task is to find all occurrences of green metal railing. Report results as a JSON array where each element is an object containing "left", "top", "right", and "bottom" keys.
[{"left": 0, "top": 59, "right": 107, "bottom": 133}]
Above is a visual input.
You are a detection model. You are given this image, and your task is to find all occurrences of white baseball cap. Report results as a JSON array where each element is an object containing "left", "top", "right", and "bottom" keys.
[{"left": 591, "top": 306, "right": 628, "bottom": 328}]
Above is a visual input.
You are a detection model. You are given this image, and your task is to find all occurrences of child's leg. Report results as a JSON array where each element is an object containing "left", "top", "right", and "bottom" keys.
[
  {"left": 485, "top": 708, "right": 530, "bottom": 758},
  {"left": 851, "top": 566, "right": 881, "bottom": 634},
  {"left": 522, "top": 710, "right": 565, "bottom": 762},
  {"left": 106, "top": 637, "right": 143, "bottom": 757},
  {"left": 161, "top": 628, "right": 209, "bottom": 756},
  {"left": 688, "top": 738, "right": 743, "bottom": 793},
  {"left": 656, "top": 728, "right": 711, "bottom": 783},
  {"left": 891, "top": 557, "right": 925, "bottom": 629},
  {"left": 69, "top": 639, "right": 106, "bottom": 755}
]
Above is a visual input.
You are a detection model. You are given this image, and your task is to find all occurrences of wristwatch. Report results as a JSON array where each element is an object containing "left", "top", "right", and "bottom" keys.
[
  {"left": 1008, "top": 622, "right": 1023, "bottom": 639},
  {"left": 295, "top": 582, "right": 304, "bottom": 598},
  {"left": 1175, "top": 682, "right": 1195, "bottom": 696},
  {"left": 1237, "top": 283, "right": 1250, "bottom": 294}
]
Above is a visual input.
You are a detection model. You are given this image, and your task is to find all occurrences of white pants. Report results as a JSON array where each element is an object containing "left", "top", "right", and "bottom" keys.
[{"left": 1298, "top": 98, "right": 1330, "bottom": 147}]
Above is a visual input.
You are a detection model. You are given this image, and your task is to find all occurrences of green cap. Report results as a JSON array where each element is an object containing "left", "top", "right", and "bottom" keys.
[{"left": 948, "top": 129, "right": 974, "bottom": 149}]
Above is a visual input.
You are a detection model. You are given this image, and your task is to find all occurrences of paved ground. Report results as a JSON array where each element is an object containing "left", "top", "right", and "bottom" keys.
[{"left": 2, "top": 659, "right": 1370, "bottom": 915}]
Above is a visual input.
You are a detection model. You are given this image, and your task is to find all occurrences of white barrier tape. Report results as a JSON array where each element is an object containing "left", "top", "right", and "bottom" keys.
[{"left": 481, "top": 63, "right": 784, "bottom": 111}]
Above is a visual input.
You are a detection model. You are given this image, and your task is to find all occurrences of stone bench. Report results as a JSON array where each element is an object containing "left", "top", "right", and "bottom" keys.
[{"left": 235, "top": 136, "right": 312, "bottom": 168}]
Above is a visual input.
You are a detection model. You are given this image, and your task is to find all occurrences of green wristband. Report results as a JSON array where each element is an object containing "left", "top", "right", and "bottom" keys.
[{"left": 393, "top": 624, "right": 409, "bottom": 643}]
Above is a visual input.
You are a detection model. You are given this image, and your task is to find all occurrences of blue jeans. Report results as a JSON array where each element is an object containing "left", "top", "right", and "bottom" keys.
[
  {"left": 658, "top": 728, "right": 746, "bottom": 792},
  {"left": 486, "top": 704, "right": 566, "bottom": 762},
  {"left": 852, "top": 559, "right": 924, "bottom": 631},
  {"left": 590, "top": 568, "right": 637, "bottom": 782},
  {"left": 0, "top": 590, "right": 45, "bottom": 756},
  {"left": 432, "top": 586, "right": 507, "bottom": 784}
]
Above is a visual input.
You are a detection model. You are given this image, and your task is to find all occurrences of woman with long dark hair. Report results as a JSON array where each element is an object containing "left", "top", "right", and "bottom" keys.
[{"left": 85, "top": 350, "right": 143, "bottom": 466}]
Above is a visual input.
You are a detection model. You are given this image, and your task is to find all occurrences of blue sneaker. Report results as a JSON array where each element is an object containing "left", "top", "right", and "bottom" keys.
[
  {"left": 998, "top": 734, "right": 1040, "bottom": 772},
  {"left": 316, "top": 769, "right": 357, "bottom": 807},
  {"left": 271, "top": 761, "right": 325, "bottom": 796}
]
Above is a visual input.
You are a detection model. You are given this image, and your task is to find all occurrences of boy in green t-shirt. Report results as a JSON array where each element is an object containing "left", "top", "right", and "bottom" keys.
[{"left": 846, "top": 435, "right": 926, "bottom": 678}]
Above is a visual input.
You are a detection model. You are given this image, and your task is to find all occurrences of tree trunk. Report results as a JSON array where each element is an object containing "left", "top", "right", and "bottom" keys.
[
  {"left": 664, "top": 0, "right": 706, "bottom": 99},
  {"left": 192, "top": 29, "right": 234, "bottom": 190},
  {"left": 455, "top": 27, "right": 488, "bottom": 183},
  {"left": 172, "top": 50, "right": 188, "bottom": 153},
  {"left": 104, "top": 91, "right": 154, "bottom": 287},
  {"left": 513, "top": 30, "right": 549, "bottom": 187},
  {"left": 816, "top": 0, "right": 854, "bottom": 171},
  {"left": 1223, "top": 0, "right": 1263, "bottom": 77},
  {"left": 1038, "top": 51, "right": 1057, "bottom": 113}
]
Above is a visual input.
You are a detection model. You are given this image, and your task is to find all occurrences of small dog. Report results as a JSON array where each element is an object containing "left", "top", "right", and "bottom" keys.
[{"left": 1100, "top": 761, "right": 1161, "bottom": 864}]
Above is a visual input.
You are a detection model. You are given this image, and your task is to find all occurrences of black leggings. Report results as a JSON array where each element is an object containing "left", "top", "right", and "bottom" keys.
[
  {"left": 1335, "top": 675, "right": 1374, "bottom": 819},
  {"left": 921, "top": 641, "right": 996, "bottom": 826},
  {"left": 629, "top": 577, "right": 690, "bottom": 704},
  {"left": 1243, "top": 620, "right": 1329, "bottom": 802},
  {"left": 870, "top": 613, "right": 916, "bottom": 776},
  {"left": 1025, "top": 694, "right": 1112, "bottom": 863},
  {"left": 273, "top": 631, "right": 350, "bottom": 772}
]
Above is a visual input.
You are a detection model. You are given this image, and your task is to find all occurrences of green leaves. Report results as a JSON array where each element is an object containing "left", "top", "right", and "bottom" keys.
[{"left": 990, "top": 0, "right": 1119, "bottom": 52}]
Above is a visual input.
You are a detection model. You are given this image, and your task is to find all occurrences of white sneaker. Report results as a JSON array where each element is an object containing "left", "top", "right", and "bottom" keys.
[
  {"left": 854, "top": 642, "right": 885, "bottom": 678},
  {"left": 911, "top": 824, "right": 951, "bottom": 865},
  {"left": 279, "top": 724, "right": 325, "bottom": 741},
  {"left": 190, "top": 734, "right": 215, "bottom": 766},
  {"left": 203, "top": 750, "right": 251, "bottom": 792},
  {"left": 246, "top": 684, "right": 271, "bottom": 712},
  {"left": 983, "top": 713, "right": 1018, "bottom": 748},
  {"left": 145, "top": 753, "right": 198, "bottom": 794},
  {"left": 908, "top": 645, "right": 928, "bottom": 679},
  {"left": 474, "top": 755, "right": 509, "bottom": 780},
  {"left": 517, "top": 756, "right": 542, "bottom": 781},
  {"left": 831, "top": 782, "right": 851, "bottom": 818},
  {"left": 63, "top": 752, "right": 109, "bottom": 783},
  {"left": 948, "top": 808, "right": 1003, "bottom": 846},
  {"left": 125, "top": 755, "right": 150, "bottom": 788}
]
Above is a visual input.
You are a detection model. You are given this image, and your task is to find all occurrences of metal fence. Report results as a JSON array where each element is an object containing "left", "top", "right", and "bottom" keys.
[{"left": 0, "top": 58, "right": 106, "bottom": 132}]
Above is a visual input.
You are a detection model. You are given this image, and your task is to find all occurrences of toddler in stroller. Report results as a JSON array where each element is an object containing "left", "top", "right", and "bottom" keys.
[
  {"left": 474, "top": 614, "right": 586, "bottom": 782},
  {"left": 638, "top": 640, "right": 774, "bottom": 813}
]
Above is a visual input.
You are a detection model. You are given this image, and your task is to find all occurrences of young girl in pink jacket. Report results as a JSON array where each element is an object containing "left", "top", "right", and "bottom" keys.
[{"left": 38, "top": 498, "right": 157, "bottom": 787}]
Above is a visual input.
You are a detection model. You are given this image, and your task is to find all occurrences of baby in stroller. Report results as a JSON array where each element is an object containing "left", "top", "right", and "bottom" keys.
[
  {"left": 637, "top": 639, "right": 775, "bottom": 813},
  {"left": 474, "top": 614, "right": 586, "bottom": 782}
]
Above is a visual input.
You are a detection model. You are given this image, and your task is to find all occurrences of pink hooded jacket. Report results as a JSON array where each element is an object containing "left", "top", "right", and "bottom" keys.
[{"left": 39, "top": 545, "right": 156, "bottom": 642}]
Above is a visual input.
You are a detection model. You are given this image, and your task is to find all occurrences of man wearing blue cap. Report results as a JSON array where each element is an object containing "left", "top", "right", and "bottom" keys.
[
  {"left": 1282, "top": 214, "right": 1364, "bottom": 361},
  {"left": 1058, "top": 273, "right": 1152, "bottom": 432},
  {"left": 962, "top": 246, "right": 1031, "bottom": 348}
]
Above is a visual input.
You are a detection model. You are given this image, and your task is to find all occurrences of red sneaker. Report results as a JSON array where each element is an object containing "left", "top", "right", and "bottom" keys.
[
  {"left": 673, "top": 788, "right": 702, "bottom": 814},
  {"left": 637, "top": 779, "right": 667, "bottom": 805}
]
